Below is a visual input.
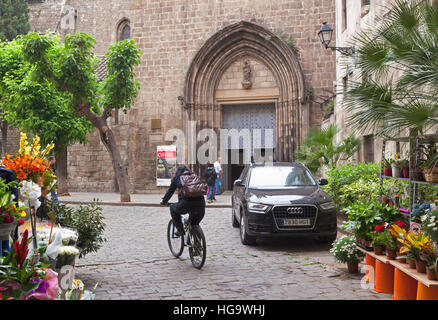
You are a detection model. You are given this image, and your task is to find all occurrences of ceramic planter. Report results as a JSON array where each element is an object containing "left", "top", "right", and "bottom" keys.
[{"left": 384, "top": 167, "right": 392, "bottom": 177}]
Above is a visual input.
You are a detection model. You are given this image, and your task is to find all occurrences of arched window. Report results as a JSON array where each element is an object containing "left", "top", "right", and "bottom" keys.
[
  {"left": 114, "top": 19, "right": 130, "bottom": 125},
  {"left": 117, "top": 19, "right": 130, "bottom": 41}
]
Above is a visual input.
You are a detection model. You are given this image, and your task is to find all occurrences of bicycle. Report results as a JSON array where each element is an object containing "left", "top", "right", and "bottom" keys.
[{"left": 167, "top": 213, "right": 207, "bottom": 269}]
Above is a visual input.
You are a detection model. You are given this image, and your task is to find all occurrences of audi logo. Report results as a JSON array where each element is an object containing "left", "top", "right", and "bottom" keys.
[{"left": 287, "top": 207, "right": 303, "bottom": 214}]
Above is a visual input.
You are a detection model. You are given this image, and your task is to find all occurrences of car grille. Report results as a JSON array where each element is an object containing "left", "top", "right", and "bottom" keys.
[{"left": 272, "top": 205, "right": 317, "bottom": 230}]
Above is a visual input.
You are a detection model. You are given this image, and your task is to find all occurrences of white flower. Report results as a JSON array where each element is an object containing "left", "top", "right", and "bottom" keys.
[
  {"left": 433, "top": 227, "right": 438, "bottom": 231},
  {"left": 58, "top": 246, "right": 79, "bottom": 256},
  {"left": 20, "top": 180, "right": 41, "bottom": 210}
]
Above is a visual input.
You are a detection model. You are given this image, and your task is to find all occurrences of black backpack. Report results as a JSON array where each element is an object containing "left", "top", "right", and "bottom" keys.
[{"left": 205, "top": 168, "right": 217, "bottom": 185}]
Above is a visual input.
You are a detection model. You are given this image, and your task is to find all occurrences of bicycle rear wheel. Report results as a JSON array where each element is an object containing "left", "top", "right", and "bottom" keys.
[
  {"left": 188, "top": 225, "right": 206, "bottom": 269},
  {"left": 167, "top": 219, "right": 184, "bottom": 258}
]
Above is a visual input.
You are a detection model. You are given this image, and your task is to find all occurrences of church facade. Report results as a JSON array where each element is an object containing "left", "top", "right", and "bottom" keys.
[{"left": 26, "top": 0, "right": 336, "bottom": 192}]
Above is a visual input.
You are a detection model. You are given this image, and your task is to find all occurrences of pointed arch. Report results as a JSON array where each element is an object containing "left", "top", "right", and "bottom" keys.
[{"left": 183, "top": 21, "right": 308, "bottom": 162}]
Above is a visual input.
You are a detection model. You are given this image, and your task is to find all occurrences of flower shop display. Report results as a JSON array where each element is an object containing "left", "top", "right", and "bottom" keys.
[
  {"left": 0, "top": 230, "right": 58, "bottom": 300},
  {"left": 330, "top": 235, "right": 365, "bottom": 273}
]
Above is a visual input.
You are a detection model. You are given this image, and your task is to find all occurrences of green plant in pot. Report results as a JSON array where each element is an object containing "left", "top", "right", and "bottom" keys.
[
  {"left": 381, "top": 229, "right": 398, "bottom": 260},
  {"left": 330, "top": 235, "right": 365, "bottom": 273},
  {"left": 419, "top": 144, "right": 438, "bottom": 183},
  {"left": 371, "top": 222, "right": 389, "bottom": 255},
  {"left": 383, "top": 158, "right": 394, "bottom": 177}
]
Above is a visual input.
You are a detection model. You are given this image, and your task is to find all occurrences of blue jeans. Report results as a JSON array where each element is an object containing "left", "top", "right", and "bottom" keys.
[
  {"left": 51, "top": 190, "right": 59, "bottom": 204},
  {"left": 215, "top": 174, "right": 221, "bottom": 196},
  {"left": 207, "top": 184, "right": 215, "bottom": 200}
]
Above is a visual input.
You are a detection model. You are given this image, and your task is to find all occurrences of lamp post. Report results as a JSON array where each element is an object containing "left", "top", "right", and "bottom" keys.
[{"left": 318, "top": 22, "right": 355, "bottom": 56}]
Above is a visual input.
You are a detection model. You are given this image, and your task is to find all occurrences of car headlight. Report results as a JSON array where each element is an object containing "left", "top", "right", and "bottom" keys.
[
  {"left": 248, "top": 202, "right": 271, "bottom": 213},
  {"left": 320, "top": 201, "right": 336, "bottom": 211}
]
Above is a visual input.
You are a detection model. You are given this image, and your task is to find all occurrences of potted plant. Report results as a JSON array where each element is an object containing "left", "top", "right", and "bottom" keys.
[
  {"left": 383, "top": 158, "right": 394, "bottom": 177},
  {"left": 381, "top": 229, "right": 398, "bottom": 260},
  {"left": 330, "top": 235, "right": 365, "bottom": 273},
  {"left": 400, "top": 159, "right": 409, "bottom": 178},
  {"left": 0, "top": 180, "right": 26, "bottom": 241},
  {"left": 391, "top": 159, "right": 402, "bottom": 179},
  {"left": 419, "top": 144, "right": 438, "bottom": 183},
  {"left": 371, "top": 223, "right": 388, "bottom": 255}
]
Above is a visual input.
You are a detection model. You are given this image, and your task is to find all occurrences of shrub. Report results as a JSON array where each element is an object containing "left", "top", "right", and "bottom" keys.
[{"left": 47, "top": 199, "right": 106, "bottom": 258}]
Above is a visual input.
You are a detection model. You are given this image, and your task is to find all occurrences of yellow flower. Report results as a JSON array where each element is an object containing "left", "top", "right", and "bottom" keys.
[
  {"left": 20, "top": 211, "right": 27, "bottom": 217},
  {"left": 394, "top": 153, "right": 399, "bottom": 160},
  {"left": 19, "top": 132, "right": 27, "bottom": 155}
]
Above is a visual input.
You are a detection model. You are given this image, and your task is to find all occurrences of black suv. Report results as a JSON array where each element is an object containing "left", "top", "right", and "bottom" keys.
[{"left": 232, "top": 162, "right": 337, "bottom": 245}]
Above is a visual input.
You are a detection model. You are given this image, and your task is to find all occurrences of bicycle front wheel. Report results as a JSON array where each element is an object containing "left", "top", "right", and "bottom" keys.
[
  {"left": 167, "top": 219, "right": 184, "bottom": 258},
  {"left": 188, "top": 225, "right": 207, "bottom": 269}
]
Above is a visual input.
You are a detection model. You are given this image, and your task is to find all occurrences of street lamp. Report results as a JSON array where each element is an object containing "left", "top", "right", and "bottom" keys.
[{"left": 318, "top": 22, "right": 355, "bottom": 56}]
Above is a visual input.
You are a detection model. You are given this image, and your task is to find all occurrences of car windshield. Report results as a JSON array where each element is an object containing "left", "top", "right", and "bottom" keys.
[{"left": 249, "top": 166, "right": 317, "bottom": 188}]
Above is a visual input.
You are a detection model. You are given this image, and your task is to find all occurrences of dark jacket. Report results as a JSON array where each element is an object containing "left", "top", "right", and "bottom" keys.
[
  {"left": 0, "top": 168, "right": 19, "bottom": 203},
  {"left": 162, "top": 170, "right": 204, "bottom": 204},
  {"left": 204, "top": 167, "right": 216, "bottom": 186}
]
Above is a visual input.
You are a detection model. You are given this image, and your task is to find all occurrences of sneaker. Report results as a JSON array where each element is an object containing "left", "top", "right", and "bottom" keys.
[{"left": 207, "top": 199, "right": 213, "bottom": 203}]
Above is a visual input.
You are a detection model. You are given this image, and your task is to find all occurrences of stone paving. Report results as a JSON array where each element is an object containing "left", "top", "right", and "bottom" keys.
[{"left": 73, "top": 205, "right": 392, "bottom": 300}]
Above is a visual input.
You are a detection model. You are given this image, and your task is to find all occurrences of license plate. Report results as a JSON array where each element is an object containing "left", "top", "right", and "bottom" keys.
[{"left": 281, "top": 218, "right": 311, "bottom": 226}]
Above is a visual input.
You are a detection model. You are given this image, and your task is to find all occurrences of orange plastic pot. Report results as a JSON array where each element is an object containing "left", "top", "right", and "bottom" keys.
[
  {"left": 416, "top": 282, "right": 438, "bottom": 300},
  {"left": 374, "top": 260, "right": 394, "bottom": 294},
  {"left": 364, "top": 254, "right": 376, "bottom": 283},
  {"left": 392, "top": 268, "right": 418, "bottom": 300}
]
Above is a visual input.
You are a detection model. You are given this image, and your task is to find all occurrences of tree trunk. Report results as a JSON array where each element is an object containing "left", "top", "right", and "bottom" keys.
[
  {"left": 56, "top": 146, "right": 70, "bottom": 196},
  {"left": 79, "top": 104, "right": 131, "bottom": 202},
  {"left": 1, "top": 119, "right": 7, "bottom": 157}
]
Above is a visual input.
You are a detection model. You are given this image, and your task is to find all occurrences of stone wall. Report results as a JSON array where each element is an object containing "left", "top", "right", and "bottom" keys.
[{"left": 28, "top": 0, "right": 337, "bottom": 193}]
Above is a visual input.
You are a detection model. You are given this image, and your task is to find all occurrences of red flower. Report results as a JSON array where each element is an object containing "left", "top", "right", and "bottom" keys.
[
  {"left": 14, "top": 229, "right": 29, "bottom": 269},
  {"left": 18, "top": 219, "right": 24, "bottom": 226},
  {"left": 394, "top": 220, "right": 407, "bottom": 229}
]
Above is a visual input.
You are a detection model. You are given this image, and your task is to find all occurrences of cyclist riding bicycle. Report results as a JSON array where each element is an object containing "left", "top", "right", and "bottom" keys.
[{"left": 160, "top": 165, "right": 206, "bottom": 238}]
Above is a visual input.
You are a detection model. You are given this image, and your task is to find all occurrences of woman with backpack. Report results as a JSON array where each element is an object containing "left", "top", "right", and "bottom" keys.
[
  {"left": 204, "top": 163, "right": 217, "bottom": 204},
  {"left": 160, "top": 165, "right": 206, "bottom": 237}
]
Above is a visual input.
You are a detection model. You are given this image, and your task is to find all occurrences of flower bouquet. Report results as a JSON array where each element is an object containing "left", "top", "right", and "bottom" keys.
[
  {"left": 330, "top": 235, "right": 365, "bottom": 273},
  {"left": 0, "top": 180, "right": 27, "bottom": 240},
  {"left": 1, "top": 133, "right": 55, "bottom": 187},
  {"left": 55, "top": 246, "right": 79, "bottom": 270}
]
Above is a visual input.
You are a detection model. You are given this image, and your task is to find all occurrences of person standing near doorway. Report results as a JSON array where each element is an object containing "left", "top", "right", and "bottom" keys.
[
  {"left": 214, "top": 157, "right": 223, "bottom": 198},
  {"left": 204, "top": 163, "right": 217, "bottom": 204}
]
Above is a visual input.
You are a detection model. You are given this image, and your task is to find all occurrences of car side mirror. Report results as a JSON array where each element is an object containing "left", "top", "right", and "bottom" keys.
[
  {"left": 233, "top": 179, "right": 244, "bottom": 187},
  {"left": 319, "top": 178, "right": 328, "bottom": 186}
]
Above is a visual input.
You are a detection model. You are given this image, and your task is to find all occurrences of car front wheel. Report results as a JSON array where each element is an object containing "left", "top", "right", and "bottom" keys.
[{"left": 240, "top": 213, "right": 256, "bottom": 245}]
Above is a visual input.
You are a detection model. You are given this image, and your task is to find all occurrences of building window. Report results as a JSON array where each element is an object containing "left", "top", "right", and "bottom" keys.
[
  {"left": 342, "top": 0, "right": 347, "bottom": 31},
  {"left": 117, "top": 19, "right": 131, "bottom": 41},
  {"left": 114, "top": 19, "right": 131, "bottom": 124},
  {"left": 361, "top": 0, "right": 370, "bottom": 6},
  {"left": 363, "top": 135, "right": 374, "bottom": 163}
]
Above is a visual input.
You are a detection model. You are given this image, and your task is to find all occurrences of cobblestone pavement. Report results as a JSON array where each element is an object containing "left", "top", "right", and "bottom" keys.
[{"left": 74, "top": 205, "right": 392, "bottom": 300}]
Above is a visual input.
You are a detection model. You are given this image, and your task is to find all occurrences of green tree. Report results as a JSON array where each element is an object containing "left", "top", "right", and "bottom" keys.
[
  {"left": 17, "top": 32, "right": 141, "bottom": 202},
  {"left": 295, "top": 124, "right": 361, "bottom": 174},
  {"left": 0, "top": 0, "right": 30, "bottom": 156},
  {"left": 345, "top": 0, "right": 438, "bottom": 138},
  {"left": 0, "top": 38, "right": 93, "bottom": 195},
  {"left": 0, "top": 0, "right": 30, "bottom": 42}
]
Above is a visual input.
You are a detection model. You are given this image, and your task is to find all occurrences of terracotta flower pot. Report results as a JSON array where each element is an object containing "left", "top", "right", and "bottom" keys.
[
  {"left": 402, "top": 168, "right": 409, "bottom": 178},
  {"left": 426, "top": 267, "right": 437, "bottom": 281},
  {"left": 386, "top": 249, "right": 397, "bottom": 260},
  {"left": 396, "top": 251, "right": 406, "bottom": 264},
  {"left": 363, "top": 240, "right": 371, "bottom": 247},
  {"left": 408, "top": 258, "right": 416, "bottom": 269},
  {"left": 416, "top": 260, "right": 427, "bottom": 274},
  {"left": 347, "top": 261, "right": 359, "bottom": 274},
  {"left": 373, "top": 245, "right": 385, "bottom": 255}
]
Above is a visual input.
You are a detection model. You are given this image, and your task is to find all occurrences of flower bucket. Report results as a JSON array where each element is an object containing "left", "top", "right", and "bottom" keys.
[
  {"left": 392, "top": 268, "right": 418, "bottom": 300},
  {"left": 0, "top": 222, "right": 15, "bottom": 241},
  {"left": 374, "top": 260, "right": 394, "bottom": 294},
  {"left": 417, "top": 282, "right": 438, "bottom": 300}
]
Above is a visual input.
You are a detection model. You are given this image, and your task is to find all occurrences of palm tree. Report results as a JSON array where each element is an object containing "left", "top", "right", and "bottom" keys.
[
  {"left": 295, "top": 124, "right": 361, "bottom": 174},
  {"left": 345, "top": 0, "right": 438, "bottom": 138}
]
